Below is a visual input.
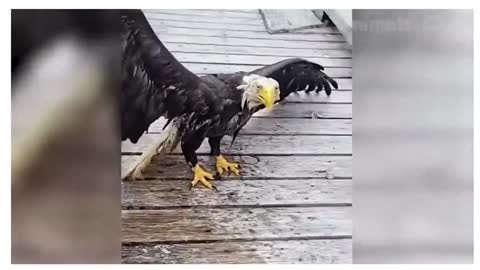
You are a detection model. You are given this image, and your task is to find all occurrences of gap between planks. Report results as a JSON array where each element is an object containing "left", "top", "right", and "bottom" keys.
[
  {"left": 122, "top": 235, "right": 353, "bottom": 245},
  {"left": 121, "top": 155, "right": 352, "bottom": 180},
  {"left": 122, "top": 238, "right": 352, "bottom": 263},
  {"left": 146, "top": 118, "right": 352, "bottom": 135},
  {"left": 173, "top": 53, "right": 352, "bottom": 68},
  {"left": 121, "top": 134, "right": 352, "bottom": 155},
  {"left": 153, "top": 26, "right": 343, "bottom": 41},
  {"left": 167, "top": 48, "right": 352, "bottom": 59},
  {"left": 150, "top": 22, "right": 341, "bottom": 34},
  {"left": 123, "top": 179, "right": 352, "bottom": 208},
  {"left": 155, "top": 36, "right": 350, "bottom": 50},
  {"left": 165, "top": 41, "right": 350, "bottom": 53},
  {"left": 198, "top": 9, "right": 262, "bottom": 14},
  {"left": 153, "top": 29, "right": 345, "bottom": 42},
  {"left": 144, "top": 9, "right": 262, "bottom": 19},
  {"left": 145, "top": 13, "right": 265, "bottom": 26},
  {"left": 194, "top": 77, "right": 352, "bottom": 90},
  {"left": 186, "top": 64, "right": 351, "bottom": 77}
]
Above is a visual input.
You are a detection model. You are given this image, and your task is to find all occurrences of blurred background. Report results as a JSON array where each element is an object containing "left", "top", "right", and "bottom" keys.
[
  {"left": 353, "top": 10, "right": 473, "bottom": 263},
  {"left": 11, "top": 10, "right": 121, "bottom": 263},
  {"left": 10, "top": 9, "right": 474, "bottom": 264}
]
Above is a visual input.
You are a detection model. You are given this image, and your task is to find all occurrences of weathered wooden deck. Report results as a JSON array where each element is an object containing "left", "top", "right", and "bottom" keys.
[{"left": 121, "top": 9, "right": 352, "bottom": 263}]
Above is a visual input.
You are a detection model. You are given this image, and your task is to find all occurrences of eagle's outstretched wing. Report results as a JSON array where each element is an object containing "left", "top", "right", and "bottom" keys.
[
  {"left": 121, "top": 10, "right": 216, "bottom": 143},
  {"left": 250, "top": 58, "right": 338, "bottom": 101}
]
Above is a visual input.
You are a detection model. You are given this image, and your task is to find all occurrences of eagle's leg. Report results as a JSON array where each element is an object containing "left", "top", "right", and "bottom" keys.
[
  {"left": 182, "top": 134, "right": 215, "bottom": 190},
  {"left": 209, "top": 136, "right": 240, "bottom": 176}
]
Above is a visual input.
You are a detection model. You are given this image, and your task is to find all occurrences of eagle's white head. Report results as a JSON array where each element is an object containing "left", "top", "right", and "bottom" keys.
[{"left": 237, "top": 74, "right": 280, "bottom": 111}]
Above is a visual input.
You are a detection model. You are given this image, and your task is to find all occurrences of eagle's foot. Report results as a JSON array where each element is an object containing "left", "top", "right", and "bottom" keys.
[
  {"left": 191, "top": 164, "right": 215, "bottom": 190},
  {"left": 216, "top": 155, "right": 240, "bottom": 176}
]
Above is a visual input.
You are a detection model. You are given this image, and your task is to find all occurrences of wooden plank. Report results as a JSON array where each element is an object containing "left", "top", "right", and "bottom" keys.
[
  {"left": 242, "top": 117, "right": 352, "bottom": 134},
  {"left": 148, "top": 118, "right": 352, "bottom": 135},
  {"left": 260, "top": 9, "right": 324, "bottom": 33},
  {"left": 197, "top": 77, "right": 350, "bottom": 90},
  {"left": 186, "top": 63, "right": 351, "bottom": 78},
  {"left": 254, "top": 103, "right": 352, "bottom": 119},
  {"left": 172, "top": 52, "right": 351, "bottom": 67},
  {"left": 145, "top": 12, "right": 264, "bottom": 26},
  {"left": 334, "top": 79, "right": 351, "bottom": 90},
  {"left": 201, "top": 9, "right": 261, "bottom": 14},
  {"left": 122, "top": 239, "right": 352, "bottom": 263},
  {"left": 148, "top": 18, "right": 269, "bottom": 32},
  {"left": 148, "top": 19, "right": 340, "bottom": 34},
  {"left": 164, "top": 42, "right": 351, "bottom": 58},
  {"left": 121, "top": 155, "right": 352, "bottom": 180},
  {"left": 290, "top": 26, "right": 342, "bottom": 35},
  {"left": 284, "top": 91, "right": 352, "bottom": 103},
  {"left": 123, "top": 179, "right": 352, "bottom": 208},
  {"left": 145, "top": 9, "right": 261, "bottom": 19},
  {"left": 157, "top": 35, "right": 349, "bottom": 50},
  {"left": 122, "top": 206, "right": 351, "bottom": 242},
  {"left": 121, "top": 134, "right": 352, "bottom": 155},
  {"left": 154, "top": 27, "right": 346, "bottom": 42}
]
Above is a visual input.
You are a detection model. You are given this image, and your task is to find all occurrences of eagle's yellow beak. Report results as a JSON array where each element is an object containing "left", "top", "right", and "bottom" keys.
[{"left": 257, "top": 86, "right": 276, "bottom": 110}]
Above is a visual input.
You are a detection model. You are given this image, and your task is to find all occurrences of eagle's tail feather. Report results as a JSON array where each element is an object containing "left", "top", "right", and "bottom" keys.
[{"left": 122, "top": 117, "right": 182, "bottom": 180}]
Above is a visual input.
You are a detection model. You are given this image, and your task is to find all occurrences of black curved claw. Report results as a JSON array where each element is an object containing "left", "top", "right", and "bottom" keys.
[{"left": 212, "top": 185, "right": 219, "bottom": 192}]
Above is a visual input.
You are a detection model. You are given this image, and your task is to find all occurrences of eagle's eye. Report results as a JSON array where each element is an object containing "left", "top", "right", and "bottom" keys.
[{"left": 257, "top": 85, "right": 261, "bottom": 89}]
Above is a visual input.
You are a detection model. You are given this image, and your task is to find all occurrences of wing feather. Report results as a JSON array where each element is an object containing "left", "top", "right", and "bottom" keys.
[
  {"left": 250, "top": 58, "right": 338, "bottom": 101},
  {"left": 120, "top": 10, "right": 212, "bottom": 143}
]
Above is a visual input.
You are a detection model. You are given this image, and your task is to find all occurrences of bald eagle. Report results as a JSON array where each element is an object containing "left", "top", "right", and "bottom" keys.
[{"left": 121, "top": 10, "right": 338, "bottom": 189}]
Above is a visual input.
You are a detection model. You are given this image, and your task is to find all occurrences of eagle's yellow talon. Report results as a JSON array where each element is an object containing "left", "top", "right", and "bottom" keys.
[
  {"left": 216, "top": 155, "right": 240, "bottom": 176},
  {"left": 191, "top": 164, "right": 214, "bottom": 189}
]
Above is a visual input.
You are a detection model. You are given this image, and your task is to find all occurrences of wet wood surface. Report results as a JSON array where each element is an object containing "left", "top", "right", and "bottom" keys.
[
  {"left": 173, "top": 53, "right": 351, "bottom": 67},
  {"left": 147, "top": 118, "right": 352, "bottom": 135},
  {"left": 155, "top": 27, "right": 346, "bottom": 42},
  {"left": 123, "top": 179, "right": 352, "bottom": 208},
  {"left": 123, "top": 239, "right": 351, "bottom": 263},
  {"left": 123, "top": 207, "right": 351, "bottom": 242},
  {"left": 122, "top": 9, "right": 352, "bottom": 263},
  {"left": 122, "top": 155, "right": 352, "bottom": 180},
  {"left": 122, "top": 134, "right": 352, "bottom": 155},
  {"left": 164, "top": 43, "right": 351, "bottom": 59},
  {"left": 185, "top": 63, "right": 351, "bottom": 77}
]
